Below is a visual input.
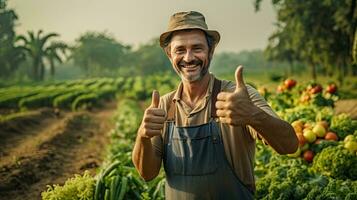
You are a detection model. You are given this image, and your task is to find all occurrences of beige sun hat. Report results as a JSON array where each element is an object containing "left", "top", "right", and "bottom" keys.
[{"left": 159, "top": 11, "right": 221, "bottom": 48}]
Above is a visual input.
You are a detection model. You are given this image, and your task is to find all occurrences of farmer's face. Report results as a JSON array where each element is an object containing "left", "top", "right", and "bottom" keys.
[{"left": 167, "top": 30, "right": 212, "bottom": 82}]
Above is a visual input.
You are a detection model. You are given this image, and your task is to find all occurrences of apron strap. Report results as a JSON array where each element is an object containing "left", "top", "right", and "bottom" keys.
[
  {"left": 167, "top": 97, "right": 175, "bottom": 121},
  {"left": 166, "top": 78, "right": 222, "bottom": 121},
  {"left": 211, "top": 78, "right": 221, "bottom": 118}
]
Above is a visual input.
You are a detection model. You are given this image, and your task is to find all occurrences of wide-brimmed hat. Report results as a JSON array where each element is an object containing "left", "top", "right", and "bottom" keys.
[{"left": 159, "top": 11, "right": 220, "bottom": 48}]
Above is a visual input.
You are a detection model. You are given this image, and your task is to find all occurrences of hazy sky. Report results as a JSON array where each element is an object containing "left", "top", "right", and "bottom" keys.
[{"left": 8, "top": 0, "right": 276, "bottom": 52}]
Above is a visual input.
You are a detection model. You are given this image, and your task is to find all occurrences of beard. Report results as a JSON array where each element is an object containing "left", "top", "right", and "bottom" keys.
[{"left": 176, "top": 58, "right": 210, "bottom": 82}]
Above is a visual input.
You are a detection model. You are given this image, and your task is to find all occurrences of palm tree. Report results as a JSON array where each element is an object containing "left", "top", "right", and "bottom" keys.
[
  {"left": 17, "top": 30, "right": 67, "bottom": 81},
  {"left": 45, "top": 42, "right": 68, "bottom": 78}
]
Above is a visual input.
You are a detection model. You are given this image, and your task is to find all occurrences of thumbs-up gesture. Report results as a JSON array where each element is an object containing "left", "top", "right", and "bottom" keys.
[
  {"left": 216, "top": 65, "right": 258, "bottom": 126},
  {"left": 138, "top": 90, "right": 166, "bottom": 139}
]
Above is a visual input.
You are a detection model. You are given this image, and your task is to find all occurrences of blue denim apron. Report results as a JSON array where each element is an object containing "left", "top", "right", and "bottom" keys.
[{"left": 163, "top": 79, "right": 254, "bottom": 200}]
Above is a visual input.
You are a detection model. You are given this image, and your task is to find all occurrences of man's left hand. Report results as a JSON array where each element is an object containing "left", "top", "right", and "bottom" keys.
[{"left": 216, "top": 65, "right": 261, "bottom": 126}]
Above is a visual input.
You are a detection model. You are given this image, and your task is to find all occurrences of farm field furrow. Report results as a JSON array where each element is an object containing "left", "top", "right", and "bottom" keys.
[{"left": 0, "top": 102, "right": 115, "bottom": 200}]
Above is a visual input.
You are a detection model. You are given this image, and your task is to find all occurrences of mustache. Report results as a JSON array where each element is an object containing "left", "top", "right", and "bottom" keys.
[{"left": 178, "top": 59, "right": 202, "bottom": 67}]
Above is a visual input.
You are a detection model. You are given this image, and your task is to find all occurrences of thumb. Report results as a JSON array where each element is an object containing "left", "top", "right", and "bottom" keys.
[
  {"left": 235, "top": 65, "right": 245, "bottom": 90},
  {"left": 151, "top": 90, "right": 160, "bottom": 108}
]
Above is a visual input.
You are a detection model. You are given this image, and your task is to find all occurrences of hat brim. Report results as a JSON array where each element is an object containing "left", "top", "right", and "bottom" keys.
[{"left": 159, "top": 27, "right": 220, "bottom": 48}]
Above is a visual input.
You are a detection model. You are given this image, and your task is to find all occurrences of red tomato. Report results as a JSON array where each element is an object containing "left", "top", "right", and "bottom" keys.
[
  {"left": 303, "top": 150, "right": 314, "bottom": 163},
  {"left": 326, "top": 84, "right": 337, "bottom": 94},
  {"left": 284, "top": 79, "right": 297, "bottom": 89},
  {"left": 325, "top": 132, "right": 338, "bottom": 141}
]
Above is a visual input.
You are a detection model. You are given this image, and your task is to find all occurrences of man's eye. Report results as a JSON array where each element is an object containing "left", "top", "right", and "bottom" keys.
[{"left": 175, "top": 49, "right": 185, "bottom": 54}]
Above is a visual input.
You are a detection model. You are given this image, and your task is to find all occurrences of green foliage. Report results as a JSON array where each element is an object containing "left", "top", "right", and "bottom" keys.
[
  {"left": 277, "top": 105, "right": 319, "bottom": 123},
  {"left": 0, "top": 87, "right": 40, "bottom": 108},
  {"left": 127, "top": 38, "right": 172, "bottom": 76},
  {"left": 0, "top": 77, "right": 122, "bottom": 111},
  {"left": 18, "top": 88, "right": 65, "bottom": 109},
  {"left": 111, "top": 99, "right": 143, "bottom": 141},
  {"left": 312, "top": 145, "right": 357, "bottom": 180},
  {"left": 17, "top": 30, "right": 68, "bottom": 81},
  {"left": 255, "top": 143, "right": 357, "bottom": 199},
  {"left": 41, "top": 170, "right": 95, "bottom": 200},
  {"left": 71, "top": 93, "right": 98, "bottom": 111},
  {"left": 53, "top": 90, "right": 87, "bottom": 108},
  {"left": 0, "top": 0, "right": 25, "bottom": 79},
  {"left": 210, "top": 50, "right": 298, "bottom": 77},
  {"left": 71, "top": 31, "right": 130, "bottom": 77},
  {"left": 310, "top": 140, "right": 338, "bottom": 154},
  {"left": 94, "top": 98, "right": 165, "bottom": 200},
  {"left": 255, "top": 0, "right": 356, "bottom": 80},
  {"left": 330, "top": 113, "right": 357, "bottom": 139}
]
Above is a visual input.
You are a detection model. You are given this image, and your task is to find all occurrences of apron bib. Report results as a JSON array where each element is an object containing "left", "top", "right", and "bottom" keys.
[{"left": 163, "top": 79, "right": 254, "bottom": 200}]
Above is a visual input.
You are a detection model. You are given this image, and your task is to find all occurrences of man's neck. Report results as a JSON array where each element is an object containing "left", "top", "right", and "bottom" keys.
[{"left": 181, "top": 73, "right": 210, "bottom": 108}]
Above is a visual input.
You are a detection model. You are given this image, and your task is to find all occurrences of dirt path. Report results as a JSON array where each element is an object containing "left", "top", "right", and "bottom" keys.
[
  {"left": 0, "top": 101, "right": 116, "bottom": 200},
  {"left": 335, "top": 99, "right": 357, "bottom": 119}
]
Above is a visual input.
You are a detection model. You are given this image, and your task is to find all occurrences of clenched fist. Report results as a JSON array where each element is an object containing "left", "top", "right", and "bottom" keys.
[
  {"left": 215, "top": 65, "right": 260, "bottom": 126},
  {"left": 138, "top": 90, "right": 166, "bottom": 139}
]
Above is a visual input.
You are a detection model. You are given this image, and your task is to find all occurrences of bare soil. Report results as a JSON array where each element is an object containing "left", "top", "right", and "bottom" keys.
[
  {"left": 335, "top": 99, "right": 357, "bottom": 119},
  {"left": 0, "top": 102, "right": 116, "bottom": 200}
]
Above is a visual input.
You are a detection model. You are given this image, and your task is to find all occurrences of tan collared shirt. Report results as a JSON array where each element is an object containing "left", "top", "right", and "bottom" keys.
[{"left": 152, "top": 73, "right": 279, "bottom": 192}]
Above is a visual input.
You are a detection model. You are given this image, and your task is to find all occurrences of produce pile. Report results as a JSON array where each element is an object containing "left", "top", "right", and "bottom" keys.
[
  {"left": 255, "top": 79, "right": 357, "bottom": 199},
  {"left": 41, "top": 77, "right": 357, "bottom": 199}
]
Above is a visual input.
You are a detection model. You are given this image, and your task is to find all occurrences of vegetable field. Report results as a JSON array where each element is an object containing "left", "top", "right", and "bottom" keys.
[{"left": 0, "top": 75, "right": 356, "bottom": 200}]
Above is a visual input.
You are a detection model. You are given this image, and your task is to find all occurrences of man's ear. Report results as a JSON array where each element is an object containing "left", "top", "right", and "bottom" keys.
[{"left": 208, "top": 47, "right": 215, "bottom": 60}]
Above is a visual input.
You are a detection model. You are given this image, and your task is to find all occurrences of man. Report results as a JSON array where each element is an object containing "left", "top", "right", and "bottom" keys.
[{"left": 132, "top": 11, "right": 298, "bottom": 199}]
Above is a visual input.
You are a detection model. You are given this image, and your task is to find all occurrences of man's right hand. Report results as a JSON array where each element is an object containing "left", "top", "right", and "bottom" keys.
[{"left": 138, "top": 90, "right": 166, "bottom": 139}]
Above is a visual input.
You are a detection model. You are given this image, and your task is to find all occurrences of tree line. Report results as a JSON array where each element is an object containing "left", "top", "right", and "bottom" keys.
[
  {"left": 0, "top": 0, "right": 172, "bottom": 81},
  {"left": 1, "top": 0, "right": 356, "bottom": 82},
  {"left": 255, "top": 0, "right": 357, "bottom": 83}
]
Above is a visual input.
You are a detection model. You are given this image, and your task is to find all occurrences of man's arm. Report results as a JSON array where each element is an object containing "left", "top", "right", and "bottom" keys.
[
  {"left": 246, "top": 106, "right": 298, "bottom": 154},
  {"left": 132, "top": 91, "right": 164, "bottom": 181},
  {"left": 132, "top": 134, "right": 162, "bottom": 181},
  {"left": 216, "top": 66, "right": 298, "bottom": 154}
]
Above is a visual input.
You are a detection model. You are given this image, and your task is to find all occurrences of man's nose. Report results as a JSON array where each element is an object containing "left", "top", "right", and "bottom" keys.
[{"left": 183, "top": 50, "right": 194, "bottom": 63}]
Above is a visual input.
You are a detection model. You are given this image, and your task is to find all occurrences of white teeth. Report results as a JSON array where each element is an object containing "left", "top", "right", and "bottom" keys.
[{"left": 184, "top": 64, "right": 199, "bottom": 68}]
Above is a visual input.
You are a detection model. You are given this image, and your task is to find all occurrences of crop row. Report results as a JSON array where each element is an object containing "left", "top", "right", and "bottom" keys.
[{"left": 0, "top": 73, "right": 178, "bottom": 112}]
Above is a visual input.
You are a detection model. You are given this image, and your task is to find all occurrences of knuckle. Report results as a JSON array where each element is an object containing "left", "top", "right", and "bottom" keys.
[
  {"left": 145, "top": 109, "right": 152, "bottom": 115},
  {"left": 144, "top": 117, "right": 150, "bottom": 122},
  {"left": 160, "top": 117, "right": 166, "bottom": 123},
  {"left": 142, "top": 129, "right": 148, "bottom": 136},
  {"left": 228, "top": 118, "right": 233, "bottom": 124},
  {"left": 227, "top": 104, "right": 235, "bottom": 110},
  {"left": 216, "top": 110, "right": 221, "bottom": 117},
  {"left": 215, "top": 102, "right": 220, "bottom": 108},
  {"left": 227, "top": 110, "right": 233, "bottom": 117}
]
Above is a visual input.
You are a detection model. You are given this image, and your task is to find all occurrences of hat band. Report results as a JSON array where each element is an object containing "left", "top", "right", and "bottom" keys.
[{"left": 168, "top": 19, "right": 208, "bottom": 31}]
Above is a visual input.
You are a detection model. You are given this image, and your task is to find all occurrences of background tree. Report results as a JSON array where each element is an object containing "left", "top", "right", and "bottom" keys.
[
  {"left": 255, "top": 0, "right": 357, "bottom": 82},
  {"left": 17, "top": 30, "right": 65, "bottom": 81},
  {"left": 45, "top": 42, "right": 68, "bottom": 78},
  {"left": 0, "top": 0, "right": 25, "bottom": 79},
  {"left": 128, "top": 38, "right": 171, "bottom": 76},
  {"left": 70, "top": 31, "right": 130, "bottom": 77}
]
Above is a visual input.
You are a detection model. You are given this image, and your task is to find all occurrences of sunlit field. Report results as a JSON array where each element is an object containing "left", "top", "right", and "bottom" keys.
[{"left": 1, "top": 0, "right": 356, "bottom": 199}]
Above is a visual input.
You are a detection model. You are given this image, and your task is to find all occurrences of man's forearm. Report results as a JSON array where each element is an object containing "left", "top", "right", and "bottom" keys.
[
  {"left": 132, "top": 130, "right": 161, "bottom": 181},
  {"left": 249, "top": 107, "right": 298, "bottom": 154}
]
